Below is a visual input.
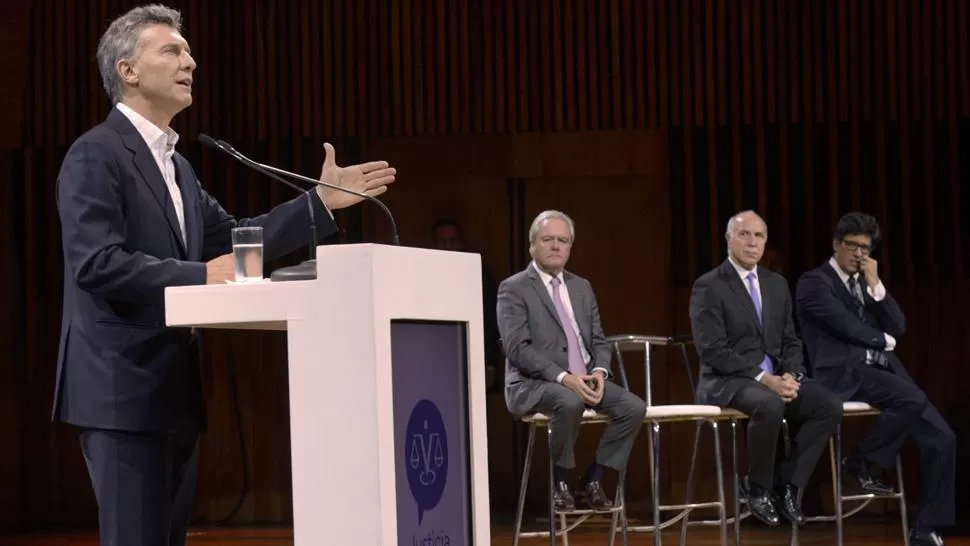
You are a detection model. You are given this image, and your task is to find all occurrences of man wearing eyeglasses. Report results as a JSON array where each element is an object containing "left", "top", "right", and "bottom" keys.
[{"left": 795, "top": 212, "right": 954, "bottom": 546}]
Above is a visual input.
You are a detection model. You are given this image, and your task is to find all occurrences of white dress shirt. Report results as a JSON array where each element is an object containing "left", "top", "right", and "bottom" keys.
[
  {"left": 116, "top": 103, "right": 187, "bottom": 245},
  {"left": 828, "top": 257, "right": 896, "bottom": 354},
  {"left": 530, "top": 262, "right": 609, "bottom": 383},
  {"left": 726, "top": 256, "right": 771, "bottom": 381}
]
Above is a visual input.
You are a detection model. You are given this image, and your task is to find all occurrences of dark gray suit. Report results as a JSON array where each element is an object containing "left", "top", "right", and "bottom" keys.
[
  {"left": 689, "top": 260, "right": 842, "bottom": 489},
  {"left": 498, "top": 264, "right": 645, "bottom": 471}
]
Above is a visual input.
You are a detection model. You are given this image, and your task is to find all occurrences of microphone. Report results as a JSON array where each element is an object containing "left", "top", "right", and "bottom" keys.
[
  {"left": 198, "top": 133, "right": 319, "bottom": 281},
  {"left": 215, "top": 139, "right": 400, "bottom": 248}
]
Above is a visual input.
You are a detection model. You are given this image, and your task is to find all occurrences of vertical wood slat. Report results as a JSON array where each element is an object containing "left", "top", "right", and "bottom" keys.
[
  {"left": 611, "top": 0, "right": 623, "bottom": 130},
  {"left": 827, "top": 0, "right": 839, "bottom": 230},
  {"left": 460, "top": 0, "right": 471, "bottom": 133},
  {"left": 730, "top": 0, "right": 742, "bottom": 213},
  {"left": 801, "top": 0, "right": 816, "bottom": 265},
  {"left": 960, "top": 0, "right": 969, "bottom": 116},
  {"left": 703, "top": 0, "right": 716, "bottom": 266},
  {"left": 753, "top": 0, "right": 766, "bottom": 214},
  {"left": 923, "top": 0, "right": 936, "bottom": 277},
  {"left": 503, "top": 0, "right": 514, "bottom": 133},
  {"left": 898, "top": 0, "right": 914, "bottom": 282},
  {"left": 563, "top": 0, "right": 576, "bottom": 130},
  {"left": 552, "top": 0, "right": 564, "bottom": 131},
  {"left": 539, "top": 0, "right": 551, "bottom": 131},
  {"left": 448, "top": 0, "right": 460, "bottom": 134},
  {"left": 765, "top": 0, "right": 775, "bottom": 125},
  {"left": 946, "top": 0, "right": 963, "bottom": 276},
  {"left": 742, "top": 0, "right": 752, "bottom": 124},
  {"left": 515, "top": 0, "right": 527, "bottom": 132},
  {"left": 587, "top": 0, "right": 600, "bottom": 130},
  {"left": 638, "top": 0, "right": 650, "bottom": 128},
  {"left": 777, "top": 0, "right": 792, "bottom": 257},
  {"left": 716, "top": 0, "right": 727, "bottom": 125},
  {"left": 657, "top": 0, "right": 668, "bottom": 128},
  {"left": 850, "top": 0, "right": 862, "bottom": 209},
  {"left": 692, "top": 0, "right": 704, "bottom": 126}
]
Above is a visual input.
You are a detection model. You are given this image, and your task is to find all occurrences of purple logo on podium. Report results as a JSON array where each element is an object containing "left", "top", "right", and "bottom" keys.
[{"left": 405, "top": 399, "right": 449, "bottom": 525}]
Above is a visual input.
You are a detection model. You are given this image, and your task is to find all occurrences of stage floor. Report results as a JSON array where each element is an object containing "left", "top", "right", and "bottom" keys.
[{"left": 0, "top": 521, "right": 962, "bottom": 545}]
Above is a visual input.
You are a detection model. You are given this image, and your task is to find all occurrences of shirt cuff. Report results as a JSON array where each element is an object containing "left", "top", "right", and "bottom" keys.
[
  {"left": 591, "top": 367, "right": 609, "bottom": 378},
  {"left": 867, "top": 281, "right": 887, "bottom": 301},
  {"left": 556, "top": 371, "right": 567, "bottom": 384},
  {"left": 755, "top": 371, "right": 766, "bottom": 382},
  {"left": 884, "top": 333, "right": 896, "bottom": 351}
]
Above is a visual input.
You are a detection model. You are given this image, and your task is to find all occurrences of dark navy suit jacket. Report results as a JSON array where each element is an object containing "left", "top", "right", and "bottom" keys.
[
  {"left": 54, "top": 108, "right": 337, "bottom": 433},
  {"left": 794, "top": 261, "right": 908, "bottom": 400}
]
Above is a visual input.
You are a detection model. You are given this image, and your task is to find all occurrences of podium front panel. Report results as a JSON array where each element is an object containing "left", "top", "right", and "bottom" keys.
[{"left": 390, "top": 319, "right": 472, "bottom": 546}]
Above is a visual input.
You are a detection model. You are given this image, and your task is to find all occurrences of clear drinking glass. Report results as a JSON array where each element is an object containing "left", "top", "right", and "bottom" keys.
[{"left": 231, "top": 226, "right": 263, "bottom": 282}]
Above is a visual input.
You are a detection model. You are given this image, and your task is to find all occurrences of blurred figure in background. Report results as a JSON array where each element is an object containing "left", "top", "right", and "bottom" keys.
[{"left": 431, "top": 218, "right": 502, "bottom": 390}]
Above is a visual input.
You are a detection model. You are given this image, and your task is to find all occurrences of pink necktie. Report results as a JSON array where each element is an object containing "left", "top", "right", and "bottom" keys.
[{"left": 550, "top": 277, "right": 587, "bottom": 376}]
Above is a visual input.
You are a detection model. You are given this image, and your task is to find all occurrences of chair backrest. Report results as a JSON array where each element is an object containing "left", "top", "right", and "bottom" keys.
[{"left": 605, "top": 334, "right": 697, "bottom": 408}]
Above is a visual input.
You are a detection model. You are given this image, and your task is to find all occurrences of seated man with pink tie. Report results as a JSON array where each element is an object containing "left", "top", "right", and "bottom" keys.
[{"left": 497, "top": 210, "right": 646, "bottom": 512}]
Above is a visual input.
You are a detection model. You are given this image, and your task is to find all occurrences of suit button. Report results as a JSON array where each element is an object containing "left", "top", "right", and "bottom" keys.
[{"left": 562, "top": 347, "right": 567, "bottom": 352}]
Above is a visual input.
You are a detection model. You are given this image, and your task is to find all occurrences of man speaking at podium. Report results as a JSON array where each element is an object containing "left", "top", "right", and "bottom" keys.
[{"left": 52, "top": 5, "right": 395, "bottom": 545}]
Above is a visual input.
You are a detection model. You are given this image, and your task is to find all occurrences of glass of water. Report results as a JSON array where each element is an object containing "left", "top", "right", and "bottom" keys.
[{"left": 231, "top": 226, "right": 263, "bottom": 282}]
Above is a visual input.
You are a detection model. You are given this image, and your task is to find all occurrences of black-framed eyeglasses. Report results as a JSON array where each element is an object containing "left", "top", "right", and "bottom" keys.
[{"left": 841, "top": 240, "right": 872, "bottom": 255}]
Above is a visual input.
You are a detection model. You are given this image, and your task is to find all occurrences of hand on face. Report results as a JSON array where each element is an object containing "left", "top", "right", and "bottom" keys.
[{"left": 858, "top": 256, "right": 880, "bottom": 287}]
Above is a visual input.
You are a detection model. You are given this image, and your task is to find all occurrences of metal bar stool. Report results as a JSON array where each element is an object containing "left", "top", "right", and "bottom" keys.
[
  {"left": 803, "top": 401, "right": 908, "bottom": 546},
  {"left": 511, "top": 367, "right": 632, "bottom": 545},
  {"left": 606, "top": 334, "right": 729, "bottom": 546}
]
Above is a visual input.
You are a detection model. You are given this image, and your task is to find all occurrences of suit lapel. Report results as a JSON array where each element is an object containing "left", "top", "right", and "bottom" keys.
[
  {"left": 721, "top": 261, "right": 763, "bottom": 334},
  {"left": 759, "top": 268, "right": 771, "bottom": 331},
  {"left": 173, "top": 155, "right": 198, "bottom": 260},
  {"left": 527, "top": 267, "right": 566, "bottom": 332},
  {"left": 823, "top": 262, "right": 860, "bottom": 311},
  {"left": 111, "top": 110, "right": 187, "bottom": 257},
  {"left": 565, "top": 274, "right": 589, "bottom": 342}
]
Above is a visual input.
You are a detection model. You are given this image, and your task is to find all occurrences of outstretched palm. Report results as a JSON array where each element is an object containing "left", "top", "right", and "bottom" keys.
[{"left": 316, "top": 142, "right": 397, "bottom": 210}]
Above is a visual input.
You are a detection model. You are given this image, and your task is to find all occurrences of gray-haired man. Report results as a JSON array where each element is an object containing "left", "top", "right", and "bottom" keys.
[{"left": 498, "top": 210, "right": 646, "bottom": 512}]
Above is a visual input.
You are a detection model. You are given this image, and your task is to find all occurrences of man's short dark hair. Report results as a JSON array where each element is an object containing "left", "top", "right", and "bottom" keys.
[{"left": 833, "top": 212, "right": 881, "bottom": 245}]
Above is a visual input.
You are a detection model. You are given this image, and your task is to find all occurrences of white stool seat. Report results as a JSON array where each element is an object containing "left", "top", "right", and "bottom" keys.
[
  {"left": 843, "top": 401, "right": 877, "bottom": 412},
  {"left": 645, "top": 404, "right": 723, "bottom": 419},
  {"left": 522, "top": 409, "right": 604, "bottom": 423}
]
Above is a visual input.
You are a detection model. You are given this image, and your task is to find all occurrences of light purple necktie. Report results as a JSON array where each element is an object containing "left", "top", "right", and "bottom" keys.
[
  {"left": 550, "top": 277, "right": 587, "bottom": 376},
  {"left": 746, "top": 272, "right": 773, "bottom": 374}
]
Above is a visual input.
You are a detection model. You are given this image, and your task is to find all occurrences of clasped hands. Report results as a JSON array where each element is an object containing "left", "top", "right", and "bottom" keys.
[
  {"left": 563, "top": 370, "right": 606, "bottom": 406},
  {"left": 761, "top": 372, "right": 801, "bottom": 402}
]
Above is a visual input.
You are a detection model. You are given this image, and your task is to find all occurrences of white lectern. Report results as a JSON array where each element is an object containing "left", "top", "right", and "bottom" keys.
[{"left": 165, "top": 244, "right": 491, "bottom": 545}]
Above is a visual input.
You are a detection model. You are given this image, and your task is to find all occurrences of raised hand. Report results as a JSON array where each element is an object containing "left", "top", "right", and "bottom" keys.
[{"left": 315, "top": 142, "right": 397, "bottom": 210}]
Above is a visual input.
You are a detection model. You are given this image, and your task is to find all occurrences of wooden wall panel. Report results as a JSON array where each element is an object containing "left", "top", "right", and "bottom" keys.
[{"left": 3, "top": 0, "right": 969, "bottom": 531}]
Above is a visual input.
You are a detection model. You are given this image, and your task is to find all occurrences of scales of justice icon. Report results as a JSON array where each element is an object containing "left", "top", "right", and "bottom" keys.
[{"left": 409, "top": 421, "right": 446, "bottom": 486}]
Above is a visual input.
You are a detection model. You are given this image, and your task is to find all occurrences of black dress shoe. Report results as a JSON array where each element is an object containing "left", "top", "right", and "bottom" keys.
[
  {"left": 773, "top": 484, "right": 805, "bottom": 525},
  {"left": 553, "top": 480, "right": 576, "bottom": 512},
  {"left": 909, "top": 529, "right": 944, "bottom": 546},
  {"left": 579, "top": 481, "right": 614, "bottom": 511},
  {"left": 841, "top": 457, "right": 895, "bottom": 496},
  {"left": 740, "top": 476, "right": 780, "bottom": 526}
]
